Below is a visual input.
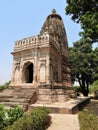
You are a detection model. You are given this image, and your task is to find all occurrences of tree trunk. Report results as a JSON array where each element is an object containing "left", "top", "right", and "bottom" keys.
[
  {"left": 79, "top": 74, "right": 89, "bottom": 96},
  {"left": 81, "top": 85, "right": 89, "bottom": 96}
]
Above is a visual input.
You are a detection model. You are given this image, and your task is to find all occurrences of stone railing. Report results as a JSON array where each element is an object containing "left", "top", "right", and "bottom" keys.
[{"left": 14, "top": 33, "right": 49, "bottom": 52}]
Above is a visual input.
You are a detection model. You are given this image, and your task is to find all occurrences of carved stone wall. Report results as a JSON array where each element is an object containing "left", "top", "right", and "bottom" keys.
[{"left": 50, "top": 50, "right": 62, "bottom": 84}]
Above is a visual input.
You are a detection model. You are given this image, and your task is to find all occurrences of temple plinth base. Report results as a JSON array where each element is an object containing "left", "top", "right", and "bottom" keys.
[
  {"left": 37, "top": 84, "right": 77, "bottom": 104},
  {"left": 29, "top": 97, "right": 90, "bottom": 114}
]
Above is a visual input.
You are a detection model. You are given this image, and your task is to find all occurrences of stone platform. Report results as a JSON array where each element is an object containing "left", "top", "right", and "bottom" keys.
[{"left": 29, "top": 97, "right": 90, "bottom": 114}]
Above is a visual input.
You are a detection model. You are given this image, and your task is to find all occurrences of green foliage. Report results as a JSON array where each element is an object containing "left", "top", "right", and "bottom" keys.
[
  {"left": 69, "top": 38, "right": 98, "bottom": 96},
  {"left": 92, "top": 80, "right": 98, "bottom": 86},
  {"left": 0, "top": 105, "right": 24, "bottom": 130},
  {"left": 7, "top": 106, "right": 24, "bottom": 125},
  {"left": 4, "top": 114, "right": 33, "bottom": 130},
  {"left": 73, "top": 86, "right": 81, "bottom": 92},
  {"left": 4, "top": 107, "right": 50, "bottom": 130},
  {"left": 31, "top": 107, "right": 50, "bottom": 130},
  {"left": 65, "top": 0, "right": 98, "bottom": 96},
  {"left": 0, "top": 81, "right": 11, "bottom": 91},
  {"left": 90, "top": 80, "right": 98, "bottom": 93},
  {"left": 93, "top": 48, "right": 98, "bottom": 81},
  {"left": 0, "top": 104, "right": 7, "bottom": 130},
  {"left": 79, "top": 110, "right": 98, "bottom": 130},
  {"left": 0, "top": 104, "right": 12, "bottom": 129},
  {"left": 65, "top": 0, "right": 98, "bottom": 42}
]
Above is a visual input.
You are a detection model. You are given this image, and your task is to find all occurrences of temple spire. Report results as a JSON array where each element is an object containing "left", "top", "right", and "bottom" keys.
[{"left": 52, "top": 9, "right": 56, "bottom": 14}]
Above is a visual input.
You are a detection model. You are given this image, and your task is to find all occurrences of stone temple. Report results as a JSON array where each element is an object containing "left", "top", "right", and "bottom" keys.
[
  {"left": 2, "top": 10, "right": 90, "bottom": 113},
  {"left": 10, "top": 9, "right": 76, "bottom": 107},
  {"left": 11, "top": 9, "right": 72, "bottom": 89},
  {"left": 10, "top": 9, "right": 75, "bottom": 98}
]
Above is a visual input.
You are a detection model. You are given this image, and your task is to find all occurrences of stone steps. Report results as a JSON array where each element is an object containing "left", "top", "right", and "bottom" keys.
[
  {"left": 13, "top": 92, "right": 34, "bottom": 98},
  {"left": 0, "top": 101, "right": 28, "bottom": 106},
  {"left": 0, "top": 95, "right": 13, "bottom": 98},
  {"left": 9, "top": 85, "right": 35, "bottom": 90},
  {"left": 0, "top": 97, "right": 30, "bottom": 103},
  {"left": 0, "top": 102, "right": 29, "bottom": 111},
  {"left": 0, "top": 86, "right": 37, "bottom": 111}
]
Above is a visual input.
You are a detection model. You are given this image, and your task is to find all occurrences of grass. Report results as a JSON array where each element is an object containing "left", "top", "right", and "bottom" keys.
[
  {"left": 78, "top": 105, "right": 98, "bottom": 130},
  {"left": 78, "top": 88, "right": 98, "bottom": 130}
]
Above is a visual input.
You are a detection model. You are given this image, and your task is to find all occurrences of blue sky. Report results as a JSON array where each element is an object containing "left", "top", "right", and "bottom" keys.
[{"left": 0, "top": 0, "right": 81, "bottom": 84}]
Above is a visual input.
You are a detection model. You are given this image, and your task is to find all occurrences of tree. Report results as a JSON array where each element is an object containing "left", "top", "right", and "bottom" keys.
[
  {"left": 65, "top": 0, "right": 98, "bottom": 42},
  {"left": 69, "top": 38, "right": 98, "bottom": 96},
  {"left": 93, "top": 47, "right": 98, "bottom": 80}
]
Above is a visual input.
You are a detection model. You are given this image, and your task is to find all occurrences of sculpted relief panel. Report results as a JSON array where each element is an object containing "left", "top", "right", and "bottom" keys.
[
  {"left": 50, "top": 54, "right": 58, "bottom": 83},
  {"left": 40, "top": 64, "right": 46, "bottom": 83},
  {"left": 14, "top": 63, "right": 20, "bottom": 82}
]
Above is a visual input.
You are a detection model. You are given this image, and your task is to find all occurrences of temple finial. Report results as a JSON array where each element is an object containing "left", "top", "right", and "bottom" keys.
[{"left": 52, "top": 9, "right": 56, "bottom": 14}]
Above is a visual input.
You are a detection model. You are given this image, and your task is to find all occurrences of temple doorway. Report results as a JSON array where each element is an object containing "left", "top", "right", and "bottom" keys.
[
  {"left": 23, "top": 62, "right": 34, "bottom": 83},
  {"left": 27, "top": 63, "right": 33, "bottom": 83}
]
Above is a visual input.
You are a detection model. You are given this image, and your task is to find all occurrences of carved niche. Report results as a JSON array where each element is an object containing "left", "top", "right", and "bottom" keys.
[{"left": 40, "top": 63, "right": 46, "bottom": 83}]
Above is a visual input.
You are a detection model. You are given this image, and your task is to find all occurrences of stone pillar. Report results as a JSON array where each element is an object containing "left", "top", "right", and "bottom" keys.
[
  {"left": 46, "top": 51, "right": 50, "bottom": 85},
  {"left": 33, "top": 50, "right": 38, "bottom": 85}
]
